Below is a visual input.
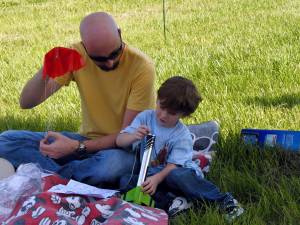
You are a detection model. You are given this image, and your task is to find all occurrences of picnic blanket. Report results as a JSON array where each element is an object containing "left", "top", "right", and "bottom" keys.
[
  {"left": 3, "top": 174, "right": 168, "bottom": 225},
  {"left": 1, "top": 121, "right": 219, "bottom": 224}
]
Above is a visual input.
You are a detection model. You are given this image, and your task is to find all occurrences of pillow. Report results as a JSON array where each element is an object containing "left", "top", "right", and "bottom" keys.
[{"left": 187, "top": 120, "right": 220, "bottom": 172}]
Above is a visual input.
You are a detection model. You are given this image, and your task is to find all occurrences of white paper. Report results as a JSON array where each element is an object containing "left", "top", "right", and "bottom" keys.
[{"left": 48, "top": 179, "right": 118, "bottom": 198}]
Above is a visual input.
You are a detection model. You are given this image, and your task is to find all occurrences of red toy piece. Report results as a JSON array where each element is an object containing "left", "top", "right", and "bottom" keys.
[{"left": 42, "top": 47, "right": 85, "bottom": 79}]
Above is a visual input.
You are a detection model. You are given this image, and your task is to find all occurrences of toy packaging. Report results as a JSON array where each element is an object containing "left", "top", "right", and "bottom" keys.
[{"left": 241, "top": 128, "right": 300, "bottom": 152}]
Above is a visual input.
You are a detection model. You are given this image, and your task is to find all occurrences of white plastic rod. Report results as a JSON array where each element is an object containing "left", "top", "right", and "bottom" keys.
[{"left": 137, "top": 135, "right": 155, "bottom": 186}]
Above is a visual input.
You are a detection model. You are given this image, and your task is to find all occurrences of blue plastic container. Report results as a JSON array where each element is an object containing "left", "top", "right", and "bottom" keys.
[{"left": 241, "top": 128, "right": 300, "bottom": 152}]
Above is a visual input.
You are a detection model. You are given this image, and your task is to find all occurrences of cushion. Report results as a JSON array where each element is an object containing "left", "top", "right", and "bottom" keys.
[{"left": 188, "top": 120, "right": 220, "bottom": 172}]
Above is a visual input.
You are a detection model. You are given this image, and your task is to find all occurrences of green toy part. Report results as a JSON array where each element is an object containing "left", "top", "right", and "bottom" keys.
[{"left": 122, "top": 186, "right": 155, "bottom": 207}]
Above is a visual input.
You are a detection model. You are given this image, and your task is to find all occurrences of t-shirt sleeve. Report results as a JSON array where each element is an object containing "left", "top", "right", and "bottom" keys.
[
  {"left": 167, "top": 134, "right": 194, "bottom": 166},
  {"left": 127, "top": 62, "right": 156, "bottom": 111},
  {"left": 54, "top": 72, "right": 73, "bottom": 86}
]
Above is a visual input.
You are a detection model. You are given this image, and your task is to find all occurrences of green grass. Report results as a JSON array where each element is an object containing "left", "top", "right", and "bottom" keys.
[{"left": 1, "top": 0, "right": 300, "bottom": 224}]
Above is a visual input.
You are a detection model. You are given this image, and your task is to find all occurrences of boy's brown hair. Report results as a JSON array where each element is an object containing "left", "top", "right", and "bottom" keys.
[{"left": 157, "top": 76, "right": 202, "bottom": 117}]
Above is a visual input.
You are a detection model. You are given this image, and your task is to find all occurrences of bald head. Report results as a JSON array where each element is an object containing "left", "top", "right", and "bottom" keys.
[{"left": 80, "top": 12, "right": 120, "bottom": 56}]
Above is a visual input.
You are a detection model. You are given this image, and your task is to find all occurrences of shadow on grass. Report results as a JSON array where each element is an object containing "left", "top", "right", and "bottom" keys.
[
  {"left": 0, "top": 114, "right": 79, "bottom": 133},
  {"left": 245, "top": 92, "right": 300, "bottom": 108},
  {"left": 209, "top": 131, "right": 300, "bottom": 203},
  {"left": 216, "top": 131, "right": 300, "bottom": 178}
]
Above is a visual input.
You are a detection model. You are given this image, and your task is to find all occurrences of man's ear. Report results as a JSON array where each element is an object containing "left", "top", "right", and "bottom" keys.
[{"left": 118, "top": 28, "right": 122, "bottom": 37}]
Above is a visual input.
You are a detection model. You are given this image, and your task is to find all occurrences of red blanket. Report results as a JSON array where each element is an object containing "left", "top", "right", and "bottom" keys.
[{"left": 4, "top": 175, "right": 168, "bottom": 225}]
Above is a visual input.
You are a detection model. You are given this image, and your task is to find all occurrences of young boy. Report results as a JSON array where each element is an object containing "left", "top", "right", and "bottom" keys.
[{"left": 116, "top": 76, "right": 244, "bottom": 221}]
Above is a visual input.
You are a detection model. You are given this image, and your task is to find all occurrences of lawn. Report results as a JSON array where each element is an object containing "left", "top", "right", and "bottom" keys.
[{"left": 0, "top": 0, "right": 300, "bottom": 224}]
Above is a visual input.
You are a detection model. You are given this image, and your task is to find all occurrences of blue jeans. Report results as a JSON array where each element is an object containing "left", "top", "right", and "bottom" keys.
[
  {"left": 120, "top": 167, "right": 233, "bottom": 210},
  {"left": 0, "top": 130, "right": 136, "bottom": 188}
]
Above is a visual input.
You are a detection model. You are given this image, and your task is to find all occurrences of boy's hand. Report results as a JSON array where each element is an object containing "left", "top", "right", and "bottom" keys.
[
  {"left": 116, "top": 125, "right": 150, "bottom": 148},
  {"left": 142, "top": 174, "right": 162, "bottom": 195},
  {"left": 133, "top": 125, "right": 150, "bottom": 141}
]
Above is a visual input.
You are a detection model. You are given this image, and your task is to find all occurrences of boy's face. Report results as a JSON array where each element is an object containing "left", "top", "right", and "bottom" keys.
[{"left": 156, "top": 100, "right": 183, "bottom": 128}]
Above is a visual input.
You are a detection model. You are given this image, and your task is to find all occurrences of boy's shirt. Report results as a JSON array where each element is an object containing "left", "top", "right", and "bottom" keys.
[{"left": 121, "top": 110, "right": 203, "bottom": 177}]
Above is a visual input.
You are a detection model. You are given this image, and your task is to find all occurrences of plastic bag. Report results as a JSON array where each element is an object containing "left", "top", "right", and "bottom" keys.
[{"left": 0, "top": 163, "right": 43, "bottom": 222}]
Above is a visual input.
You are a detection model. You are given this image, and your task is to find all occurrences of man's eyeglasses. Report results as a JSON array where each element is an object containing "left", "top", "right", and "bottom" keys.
[{"left": 82, "top": 40, "right": 123, "bottom": 63}]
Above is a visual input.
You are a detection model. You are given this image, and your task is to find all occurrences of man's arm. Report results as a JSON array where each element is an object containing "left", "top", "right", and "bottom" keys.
[
  {"left": 20, "top": 68, "right": 62, "bottom": 109},
  {"left": 40, "top": 108, "right": 142, "bottom": 159}
]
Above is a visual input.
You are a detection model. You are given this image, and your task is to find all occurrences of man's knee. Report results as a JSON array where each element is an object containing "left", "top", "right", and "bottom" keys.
[
  {"left": 77, "top": 165, "right": 127, "bottom": 187},
  {"left": 97, "top": 149, "right": 136, "bottom": 175},
  {"left": 0, "top": 130, "right": 42, "bottom": 142},
  {"left": 0, "top": 130, "right": 19, "bottom": 140},
  {"left": 70, "top": 150, "right": 136, "bottom": 186}
]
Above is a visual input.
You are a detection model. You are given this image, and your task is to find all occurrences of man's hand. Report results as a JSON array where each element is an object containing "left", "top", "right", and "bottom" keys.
[
  {"left": 142, "top": 174, "right": 162, "bottom": 195},
  {"left": 40, "top": 131, "right": 78, "bottom": 159},
  {"left": 133, "top": 125, "right": 150, "bottom": 141}
]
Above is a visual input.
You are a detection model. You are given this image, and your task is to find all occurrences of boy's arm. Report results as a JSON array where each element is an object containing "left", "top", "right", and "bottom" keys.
[
  {"left": 116, "top": 133, "right": 139, "bottom": 148},
  {"left": 116, "top": 125, "right": 150, "bottom": 148},
  {"left": 142, "top": 163, "right": 177, "bottom": 195}
]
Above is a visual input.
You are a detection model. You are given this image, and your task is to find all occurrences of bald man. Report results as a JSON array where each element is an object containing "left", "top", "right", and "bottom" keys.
[{"left": 0, "top": 12, "right": 156, "bottom": 188}]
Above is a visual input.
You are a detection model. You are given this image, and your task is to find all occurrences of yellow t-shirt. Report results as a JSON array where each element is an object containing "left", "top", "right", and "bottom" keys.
[{"left": 55, "top": 42, "right": 156, "bottom": 139}]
